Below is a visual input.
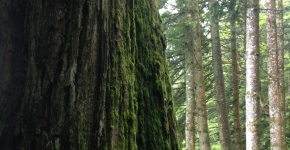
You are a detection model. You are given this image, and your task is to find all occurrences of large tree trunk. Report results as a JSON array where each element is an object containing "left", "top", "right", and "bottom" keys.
[
  {"left": 277, "top": 0, "right": 286, "bottom": 149},
  {"left": 229, "top": 0, "right": 243, "bottom": 149},
  {"left": 209, "top": 0, "right": 232, "bottom": 149},
  {"left": 245, "top": 0, "right": 260, "bottom": 149},
  {"left": 0, "top": 0, "right": 180, "bottom": 150},
  {"left": 266, "top": 0, "right": 284, "bottom": 149}
]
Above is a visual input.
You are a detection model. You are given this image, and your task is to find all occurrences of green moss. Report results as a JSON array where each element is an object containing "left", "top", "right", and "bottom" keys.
[{"left": 55, "top": 138, "right": 60, "bottom": 150}]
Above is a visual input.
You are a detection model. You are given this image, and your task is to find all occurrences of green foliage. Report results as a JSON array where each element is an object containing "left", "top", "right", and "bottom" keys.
[{"left": 161, "top": 0, "right": 290, "bottom": 149}]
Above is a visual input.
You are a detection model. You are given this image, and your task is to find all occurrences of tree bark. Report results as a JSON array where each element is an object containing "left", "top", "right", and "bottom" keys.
[
  {"left": 277, "top": 0, "right": 286, "bottom": 149},
  {"left": 229, "top": 0, "right": 243, "bottom": 149},
  {"left": 209, "top": 0, "right": 232, "bottom": 149},
  {"left": 0, "top": 0, "right": 180, "bottom": 150},
  {"left": 245, "top": 0, "right": 260, "bottom": 149},
  {"left": 185, "top": 0, "right": 196, "bottom": 148},
  {"left": 266, "top": 0, "right": 283, "bottom": 149},
  {"left": 191, "top": 0, "right": 211, "bottom": 149}
]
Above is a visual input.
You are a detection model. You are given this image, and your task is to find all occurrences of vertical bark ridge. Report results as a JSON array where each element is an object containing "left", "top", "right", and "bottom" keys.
[{"left": 0, "top": 0, "right": 28, "bottom": 149}]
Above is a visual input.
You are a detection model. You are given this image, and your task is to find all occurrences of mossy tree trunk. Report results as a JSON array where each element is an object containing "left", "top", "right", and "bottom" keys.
[{"left": 0, "top": 0, "right": 180, "bottom": 150}]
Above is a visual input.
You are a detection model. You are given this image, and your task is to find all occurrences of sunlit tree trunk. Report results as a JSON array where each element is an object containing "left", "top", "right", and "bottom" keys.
[
  {"left": 191, "top": 0, "right": 211, "bottom": 149},
  {"left": 185, "top": 0, "right": 196, "bottom": 149},
  {"left": 0, "top": 0, "right": 180, "bottom": 149},
  {"left": 229, "top": 0, "right": 243, "bottom": 149},
  {"left": 266, "top": 0, "right": 284, "bottom": 149},
  {"left": 245, "top": 0, "right": 260, "bottom": 149},
  {"left": 209, "top": 0, "right": 232, "bottom": 149},
  {"left": 277, "top": 0, "right": 286, "bottom": 149}
]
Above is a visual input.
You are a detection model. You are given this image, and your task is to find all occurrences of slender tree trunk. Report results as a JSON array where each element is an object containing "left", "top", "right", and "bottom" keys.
[
  {"left": 277, "top": 0, "right": 286, "bottom": 149},
  {"left": 185, "top": 1, "right": 196, "bottom": 147},
  {"left": 266, "top": 0, "right": 283, "bottom": 149},
  {"left": 209, "top": 0, "right": 232, "bottom": 149},
  {"left": 245, "top": 0, "right": 260, "bottom": 149},
  {"left": 191, "top": 0, "right": 211, "bottom": 149},
  {"left": 0, "top": 1, "right": 180, "bottom": 150},
  {"left": 229, "top": 0, "right": 243, "bottom": 149},
  {"left": 185, "top": 38, "right": 195, "bottom": 149}
]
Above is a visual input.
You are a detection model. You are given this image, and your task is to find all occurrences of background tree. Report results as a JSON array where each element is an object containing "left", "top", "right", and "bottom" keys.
[
  {"left": 160, "top": 0, "right": 290, "bottom": 149},
  {"left": 245, "top": 0, "right": 260, "bottom": 149},
  {"left": 185, "top": 1, "right": 195, "bottom": 150},
  {"left": 277, "top": 0, "right": 286, "bottom": 149},
  {"left": 184, "top": 0, "right": 196, "bottom": 149},
  {"left": 209, "top": 0, "right": 232, "bottom": 149},
  {"left": 229, "top": 0, "right": 243, "bottom": 149},
  {"left": 192, "top": 0, "right": 211, "bottom": 148},
  {"left": 0, "top": 0, "right": 180, "bottom": 149},
  {"left": 266, "top": 0, "right": 284, "bottom": 149}
]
